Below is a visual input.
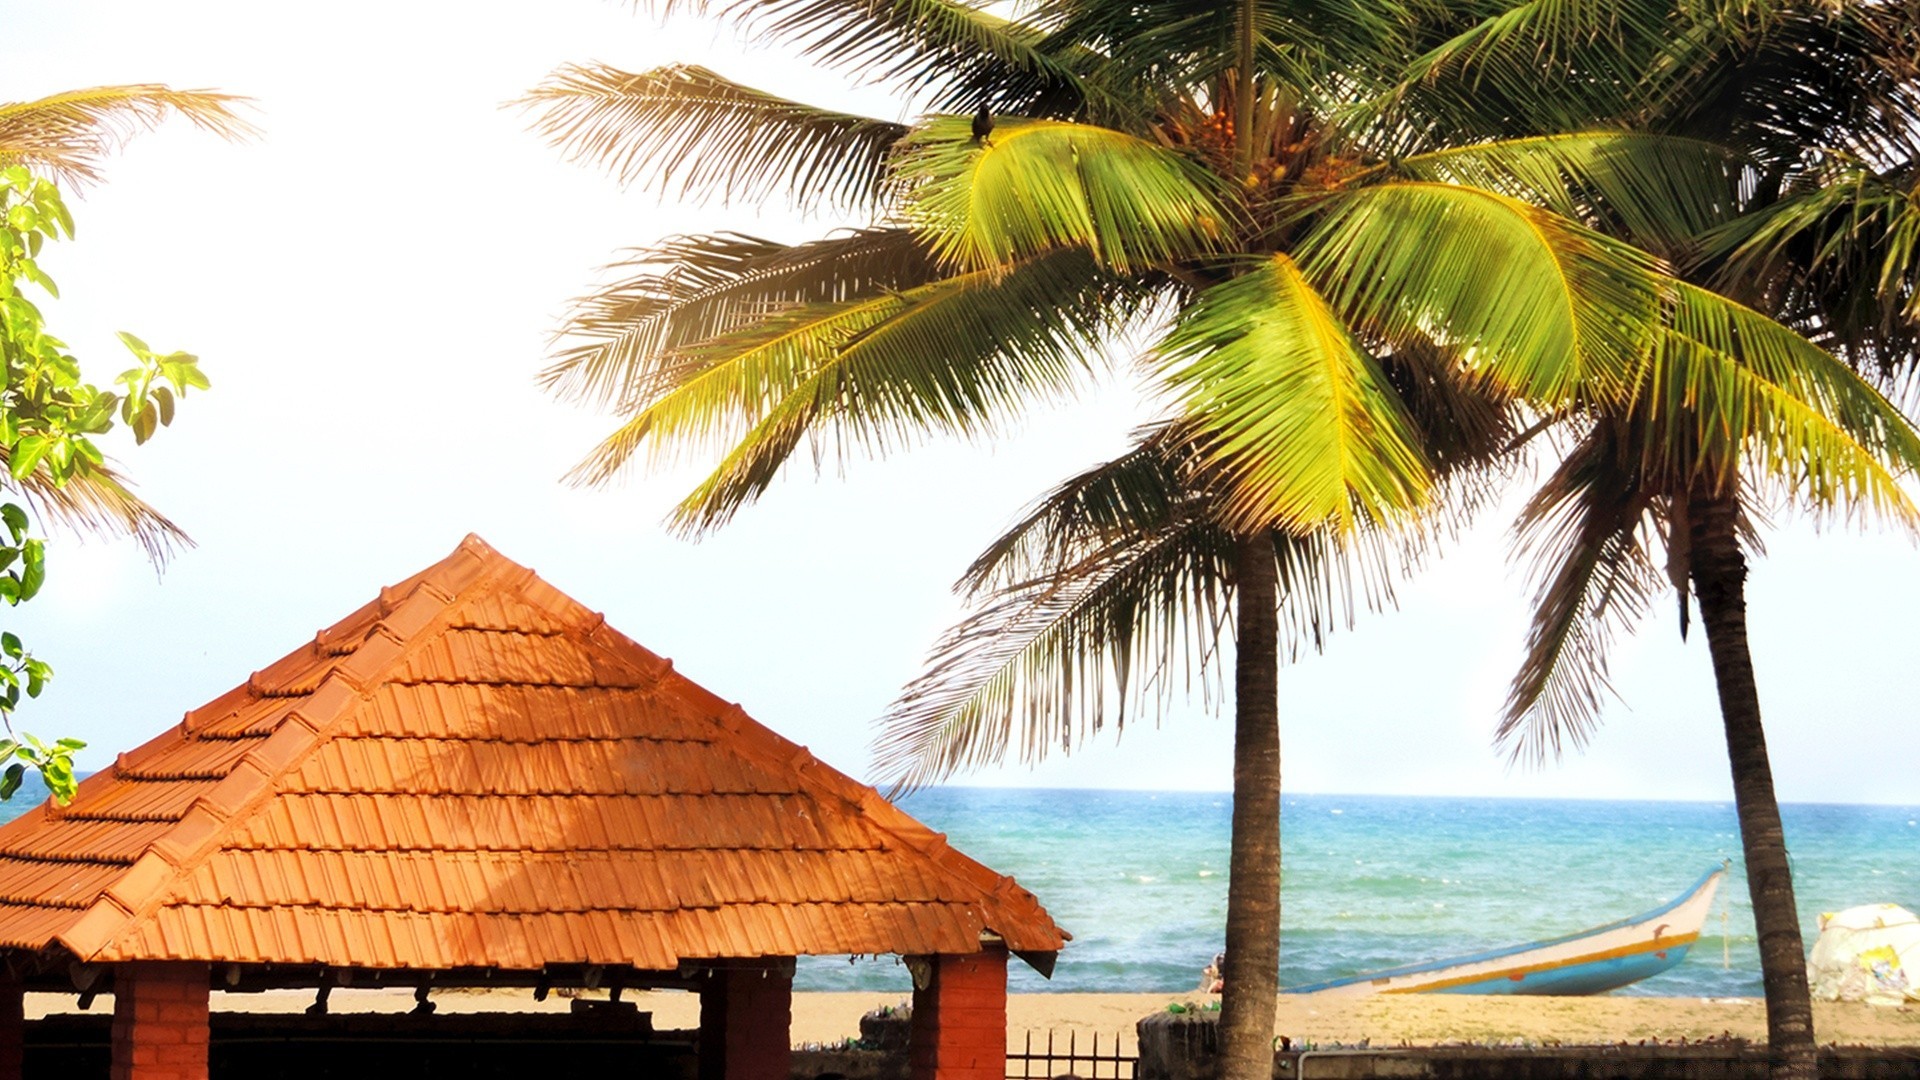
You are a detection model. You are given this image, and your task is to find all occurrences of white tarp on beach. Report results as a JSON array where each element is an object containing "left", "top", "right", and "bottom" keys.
[{"left": 1806, "top": 904, "right": 1920, "bottom": 1006}]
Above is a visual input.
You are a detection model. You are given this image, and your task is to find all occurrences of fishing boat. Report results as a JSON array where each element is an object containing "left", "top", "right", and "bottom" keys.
[{"left": 1286, "top": 864, "right": 1726, "bottom": 996}]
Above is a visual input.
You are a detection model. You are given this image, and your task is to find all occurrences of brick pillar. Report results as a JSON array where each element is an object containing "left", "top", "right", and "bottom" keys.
[
  {"left": 0, "top": 968, "right": 22, "bottom": 1080},
  {"left": 910, "top": 945, "right": 1008, "bottom": 1080},
  {"left": 696, "top": 961, "right": 793, "bottom": 1080},
  {"left": 110, "top": 962, "right": 210, "bottom": 1080}
]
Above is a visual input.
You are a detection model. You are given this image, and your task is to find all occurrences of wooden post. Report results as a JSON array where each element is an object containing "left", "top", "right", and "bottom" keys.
[{"left": 110, "top": 962, "right": 210, "bottom": 1080}]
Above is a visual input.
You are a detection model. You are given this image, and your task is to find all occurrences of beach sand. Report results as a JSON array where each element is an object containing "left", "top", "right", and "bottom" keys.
[{"left": 28, "top": 988, "right": 1920, "bottom": 1048}]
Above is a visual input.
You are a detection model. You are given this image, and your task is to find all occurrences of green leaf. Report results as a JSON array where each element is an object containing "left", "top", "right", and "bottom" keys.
[
  {"left": 1385, "top": 132, "right": 1746, "bottom": 250},
  {"left": 19, "top": 538, "right": 44, "bottom": 600},
  {"left": 160, "top": 354, "right": 208, "bottom": 390},
  {"left": 21, "top": 258, "right": 58, "bottom": 299},
  {"left": 1162, "top": 254, "right": 1431, "bottom": 533},
  {"left": 9, "top": 435, "right": 49, "bottom": 480},
  {"left": 1298, "top": 180, "right": 1666, "bottom": 408},
  {"left": 0, "top": 504, "right": 26, "bottom": 541},
  {"left": 0, "top": 763, "right": 22, "bottom": 801},
  {"left": 892, "top": 116, "right": 1229, "bottom": 273},
  {"left": 132, "top": 404, "right": 157, "bottom": 445}
]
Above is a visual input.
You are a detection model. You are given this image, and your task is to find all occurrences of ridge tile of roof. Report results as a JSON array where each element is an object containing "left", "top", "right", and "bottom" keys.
[{"left": 0, "top": 535, "right": 1065, "bottom": 974}]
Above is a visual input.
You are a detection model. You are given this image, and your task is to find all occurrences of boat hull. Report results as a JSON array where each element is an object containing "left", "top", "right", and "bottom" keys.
[
  {"left": 1288, "top": 866, "right": 1725, "bottom": 997},
  {"left": 1423, "top": 939, "right": 1699, "bottom": 995}
]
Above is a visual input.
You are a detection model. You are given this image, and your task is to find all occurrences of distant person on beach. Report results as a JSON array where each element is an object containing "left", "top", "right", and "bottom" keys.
[{"left": 1201, "top": 952, "right": 1225, "bottom": 994}]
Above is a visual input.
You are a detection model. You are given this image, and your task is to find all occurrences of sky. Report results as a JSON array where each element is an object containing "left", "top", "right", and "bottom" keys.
[{"left": 0, "top": 0, "right": 1915, "bottom": 806}]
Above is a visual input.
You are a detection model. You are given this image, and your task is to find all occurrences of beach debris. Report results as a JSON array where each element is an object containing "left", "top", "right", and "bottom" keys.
[{"left": 1807, "top": 904, "right": 1919, "bottom": 1006}]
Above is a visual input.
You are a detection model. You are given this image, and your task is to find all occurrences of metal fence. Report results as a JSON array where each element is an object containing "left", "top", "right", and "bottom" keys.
[{"left": 1008, "top": 1029, "right": 1137, "bottom": 1080}]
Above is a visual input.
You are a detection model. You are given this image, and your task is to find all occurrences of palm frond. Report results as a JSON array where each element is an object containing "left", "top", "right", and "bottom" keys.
[
  {"left": 515, "top": 64, "right": 906, "bottom": 212},
  {"left": 892, "top": 115, "right": 1229, "bottom": 273},
  {"left": 1501, "top": 423, "right": 1661, "bottom": 764},
  {"left": 1299, "top": 180, "right": 1667, "bottom": 407},
  {"left": 1702, "top": 165, "right": 1920, "bottom": 371},
  {"left": 959, "top": 425, "right": 1190, "bottom": 595},
  {"left": 1, "top": 451, "right": 191, "bottom": 564},
  {"left": 1656, "top": 1, "right": 1920, "bottom": 172},
  {"left": 1386, "top": 132, "right": 1747, "bottom": 252},
  {"left": 1160, "top": 253, "right": 1431, "bottom": 533},
  {"left": 544, "top": 228, "right": 939, "bottom": 407},
  {"left": 876, "top": 429, "right": 1406, "bottom": 791},
  {"left": 876, "top": 510, "right": 1234, "bottom": 791},
  {"left": 1640, "top": 282, "right": 1920, "bottom": 523},
  {"left": 1376, "top": 335, "right": 1519, "bottom": 483},
  {"left": 0, "top": 85, "right": 255, "bottom": 186},
  {"left": 565, "top": 248, "right": 1143, "bottom": 525},
  {"left": 660, "top": 0, "right": 1100, "bottom": 119},
  {"left": 1370, "top": 0, "right": 1703, "bottom": 143},
  {"left": 1033, "top": 0, "right": 1409, "bottom": 111}
]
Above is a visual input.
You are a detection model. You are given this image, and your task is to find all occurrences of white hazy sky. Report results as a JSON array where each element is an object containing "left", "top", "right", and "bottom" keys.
[{"left": 1, "top": 1, "right": 1915, "bottom": 806}]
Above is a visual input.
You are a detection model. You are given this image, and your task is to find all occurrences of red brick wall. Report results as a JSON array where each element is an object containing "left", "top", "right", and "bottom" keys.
[
  {"left": 698, "top": 963, "right": 793, "bottom": 1080},
  {"left": 910, "top": 946, "right": 1008, "bottom": 1080},
  {"left": 110, "top": 963, "right": 210, "bottom": 1080}
]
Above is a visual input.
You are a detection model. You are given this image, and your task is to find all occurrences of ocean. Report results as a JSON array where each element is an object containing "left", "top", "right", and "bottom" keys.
[
  {"left": 3, "top": 784, "right": 1913, "bottom": 997},
  {"left": 802, "top": 789, "right": 1920, "bottom": 996}
]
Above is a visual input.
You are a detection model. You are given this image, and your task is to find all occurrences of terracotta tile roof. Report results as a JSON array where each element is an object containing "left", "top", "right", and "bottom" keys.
[{"left": 0, "top": 537, "right": 1064, "bottom": 971}]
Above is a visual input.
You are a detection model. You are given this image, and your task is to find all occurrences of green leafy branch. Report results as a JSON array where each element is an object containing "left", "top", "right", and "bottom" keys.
[{"left": 0, "top": 166, "right": 208, "bottom": 804}]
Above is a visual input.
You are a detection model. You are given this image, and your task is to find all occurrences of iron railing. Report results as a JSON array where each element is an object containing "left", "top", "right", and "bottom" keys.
[{"left": 1007, "top": 1029, "right": 1136, "bottom": 1080}]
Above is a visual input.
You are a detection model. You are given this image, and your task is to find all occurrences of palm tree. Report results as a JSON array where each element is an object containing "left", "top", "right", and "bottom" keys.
[
  {"left": 1484, "top": 8, "right": 1920, "bottom": 1078},
  {"left": 522, "top": 3, "right": 1899, "bottom": 1074}
]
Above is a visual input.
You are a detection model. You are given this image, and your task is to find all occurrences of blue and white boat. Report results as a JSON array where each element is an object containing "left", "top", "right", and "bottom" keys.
[{"left": 1288, "top": 865, "right": 1726, "bottom": 996}]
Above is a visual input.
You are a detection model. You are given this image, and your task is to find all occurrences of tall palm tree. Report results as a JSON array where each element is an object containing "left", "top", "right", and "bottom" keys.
[
  {"left": 1483, "top": 7, "right": 1920, "bottom": 1078},
  {"left": 523, "top": 2, "right": 1894, "bottom": 1074}
]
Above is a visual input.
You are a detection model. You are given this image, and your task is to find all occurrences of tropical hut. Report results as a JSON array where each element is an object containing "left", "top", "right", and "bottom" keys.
[{"left": 0, "top": 536, "right": 1064, "bottom": 1080}]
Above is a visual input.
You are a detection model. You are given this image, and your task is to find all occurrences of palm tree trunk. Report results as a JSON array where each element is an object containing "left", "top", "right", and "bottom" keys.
[
  {"left": 1688, "top": 493, "right": 1816, "bottom": 1080},
  {"left": 1219, "top": 530, "right": 1280, "bottom": 1080},
  {"left": 1233, "top": 0, "right": 1255, "bottom": 178}
]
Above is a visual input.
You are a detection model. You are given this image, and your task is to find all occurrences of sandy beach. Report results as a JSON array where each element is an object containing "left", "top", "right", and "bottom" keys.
[{"left": 29, "top": 988, "right": 1920, "bottom": 1048}]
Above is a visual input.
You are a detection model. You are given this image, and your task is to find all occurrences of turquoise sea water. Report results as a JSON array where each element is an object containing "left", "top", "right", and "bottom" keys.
[
  {"left": 5, "top": 785, "right": 1912, "bottom": 997},
  {"left": 802, "top": 789, "right": 1920, "bottom": 995}
]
